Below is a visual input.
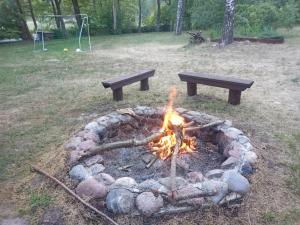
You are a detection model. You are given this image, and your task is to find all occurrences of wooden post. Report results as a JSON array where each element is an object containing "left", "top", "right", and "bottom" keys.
[
  {"left": 113, "top": 87, "right": 123, "bottom": 101},
  {"left": 228, "top": 89, "right": 241, "bottom": 105},
  {"left": 140, "top": 78, "right": 149, "bottom": 91},
  {"left": 187, "top": 82, "right": 197, "bottom": 96}
]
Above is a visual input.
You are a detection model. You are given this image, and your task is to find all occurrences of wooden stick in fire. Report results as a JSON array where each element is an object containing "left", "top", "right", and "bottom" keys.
[
  {"left": 170, "top": 125, "right": 183, "bottom": 199},
  {"left": 185, "top": 120, "right": 224, "bottom": 132}
]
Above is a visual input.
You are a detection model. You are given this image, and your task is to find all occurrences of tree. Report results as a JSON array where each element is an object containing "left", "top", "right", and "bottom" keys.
[
  {"left": 71, "top": 0, "right": 82, "bottom": 28},
  {"left": 138, "top": 0, "right": 142, "bottom": 32},
  {"left": 51, "top": 0, "right": 66, "bottom": 36},
  {"left": 221, "top": 0, "right": 236, "bottom": 46},
  {"left": 175, "top": 0, "right": 184, "bottom": 35},
  {"left": 15, "top": 0, "right": 32, "bottom": 40},
  {"left": 112, "top": 0, "right": 118, "bottom": 33},
  {"left": 28, "top": 0, "right": 37, "bottom": 30},
  {"left": 156, "top": 0, "right": 160, "bottom": 31}
]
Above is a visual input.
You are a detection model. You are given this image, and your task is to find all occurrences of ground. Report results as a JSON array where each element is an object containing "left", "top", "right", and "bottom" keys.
[{"left": 0, "top": 29, "right": 299, "bottom": 225}]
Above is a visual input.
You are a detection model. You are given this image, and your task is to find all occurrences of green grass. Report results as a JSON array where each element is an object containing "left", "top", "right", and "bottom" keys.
[{"left": 30, "top": 191, "right": 53, "bottom": 212}]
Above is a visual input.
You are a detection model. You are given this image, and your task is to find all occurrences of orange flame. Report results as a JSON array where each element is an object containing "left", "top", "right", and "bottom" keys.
[{"left": 149, "top": 88, "right": 196, "bottom": 160}]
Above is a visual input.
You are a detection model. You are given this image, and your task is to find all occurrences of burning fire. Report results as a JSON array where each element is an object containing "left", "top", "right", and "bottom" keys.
[{"left": 149, "top": 88, "right": 196, "bottom": 160}]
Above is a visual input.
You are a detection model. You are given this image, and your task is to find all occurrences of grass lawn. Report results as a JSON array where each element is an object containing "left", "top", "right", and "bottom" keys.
[{"left": 0, "top": 30, "right": 299, "bottom": 225}]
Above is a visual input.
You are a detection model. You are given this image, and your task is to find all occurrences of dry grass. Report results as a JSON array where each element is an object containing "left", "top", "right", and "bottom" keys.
[{"left": 0, "top": 29, "right": 299, "bottom": 225}]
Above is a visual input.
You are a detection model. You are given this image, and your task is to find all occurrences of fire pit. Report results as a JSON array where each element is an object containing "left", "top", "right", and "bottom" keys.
[{"left": 65, "top": 90, "right": 257, "bottom": 217}]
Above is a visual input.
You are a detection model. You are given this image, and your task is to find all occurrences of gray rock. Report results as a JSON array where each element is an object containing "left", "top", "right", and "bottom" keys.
[
  {"left": 205, "top": 169, "right": 224, "bottom": 179},
  {"left": 82, "top": 131, "right": 100, "bottom": 143},
  {"left": 175, "top": 107, "right": 188, "bottom": 114},
  {"left": 69, "top": 165, "right": 91, "bottom": 181},
  {"left": 136, "top": 192, "right": 164, "bottom": 216},
  {"left": 196, "top": 180, "right": 228, "bottom": 196},
  {"left": 242, "top": 142, "right": 254, "bottom": 151},
  {"left": 187, "top": 171, "right": 205, "bottom": 183},
  {"left": 1, "top": 217, "right": 29, "bottom": 225},
  {"left": 75, "top": 178, "right": 108, "bottom": 199},
  {"left": 244, "top": 151, "right": 257, "bottom": 164},
  {"left": 221, "top": 156, "right": 239, "bottom": 169},
  {"left": 85, "top": 121, "right": 104, "bottom": 133},
  {"left": 94, "top": 173, "right": 115, "bottom": 185},
  {"left": 158, "top": 177, "right": 187, "bottom": 190},
  {"left": 84, "top": 155, "right": 104, "bottom": 167},
  {"left": 65, "top": 137, "right": 82, "bottom": 150},
  {"left": 228, "top": 149, "right": 241, "bottom": 159},
  {"left": 88, "top": 163, "right": 105, "bottom": 176},
  {"left": 68, "top": 150, "right": 82, "bottom": 166},
  {"left": 39, "top": 207, "right": 65, "bottom": 225},
  {"left": 78, "top": 140, "right": 96, "bottom": 151},
  {"left": 210, "top": 182, "right": 228, "bottom": 204},
  {"left": 222, "top": 170, "right": 250, "bottom": 194},
  {"left": 106, "top": 188, "right": 135, "bottom": 214},
  {"left": 238, "top": 135, "right": 250, "bottom": 144},
  {"left": 111, "top": 177, "right": 137, "bottom": 189},
  {"left": 138, "top": 179, "right": 168, "bottom": 194}
]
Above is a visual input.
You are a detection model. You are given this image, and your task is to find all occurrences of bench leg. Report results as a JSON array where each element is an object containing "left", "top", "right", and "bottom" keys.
[
  {"left": 187, "top": 82, "right": 197, "bottom": 96},
  {"left": 140, "top": 78, "right": 149, "bottom": 91},
  {"left": 228, "top": 89, "right": 241, "bottom": 105},
  {"left": 113, "top": 87, "right": 123, "bottom": 101}
]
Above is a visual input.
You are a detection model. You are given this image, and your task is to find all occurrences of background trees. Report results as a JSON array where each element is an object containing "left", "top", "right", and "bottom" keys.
[{"left": 0, "top": 0, "right": 299, "bottom": 40}]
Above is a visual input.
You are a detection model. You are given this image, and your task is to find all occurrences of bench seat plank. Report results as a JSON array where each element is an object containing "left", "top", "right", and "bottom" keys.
[
  {"left": 178, "top": 72, "right": 253, "bottom": 91},
  {"left": 102, "top": 69, "right": 155, "bottom": 90}
]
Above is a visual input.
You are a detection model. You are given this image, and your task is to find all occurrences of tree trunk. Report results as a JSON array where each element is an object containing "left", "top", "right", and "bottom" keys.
[
  {"left": 50, "top": 0, "right": 60, "bottom": 29},
  {"left": 221, "top": 0, "right": 235, "bottom": 46},
  {"left": 175, "top": 0, "right": 184, "bottom": 35},
  {"left": 156, "top": 0, "right": 160, "bottom": 32},
  {"left": 112, "top": 0, "right": 117, "bottom": 33},
  {"left": 53, "top": 0, "right": 67, "bottom": 37},
  {"left": 71, "top": 0, "right": 82, "bottom": 28},
  {"left": 138, "top": 0, "right": 142, "bottom": 33},
  {"left": 15, "top": 0, "right": 32, "bottom": 40},
  {"left": 27, "top": 0, "right": 37, "bottom": 30}
]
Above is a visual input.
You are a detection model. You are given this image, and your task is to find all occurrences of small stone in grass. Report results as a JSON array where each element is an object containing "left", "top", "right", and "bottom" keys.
[{"left": 244, "top": 151, "right": 257, "bottom": 164}]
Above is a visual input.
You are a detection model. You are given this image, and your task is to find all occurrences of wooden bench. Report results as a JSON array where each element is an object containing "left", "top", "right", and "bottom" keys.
[
  {"left": 178, "top": 72, "right": 254, "bottom": 105},
  {"left": 102, "top": 69, "right": 155, "bottom": 101}
]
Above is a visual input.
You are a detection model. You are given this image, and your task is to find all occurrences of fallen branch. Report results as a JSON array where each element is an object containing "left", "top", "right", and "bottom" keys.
[
  {"left": 185, "top": 120, "right": 224, "bottom": 132},
  {"left": 79, "top": 131, "right": 164, "bottom": 160},
  {"left": 30, "top": 165, "right": 120, "bottom": 225},
  {"left": 170, "top": 125, "right": 183, "bottom": 199}
]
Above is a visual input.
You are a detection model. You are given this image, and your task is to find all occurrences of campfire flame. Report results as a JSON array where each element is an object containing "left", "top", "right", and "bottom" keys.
[{"left": 149, "top": 88, "right": 196, "bottom": 160}]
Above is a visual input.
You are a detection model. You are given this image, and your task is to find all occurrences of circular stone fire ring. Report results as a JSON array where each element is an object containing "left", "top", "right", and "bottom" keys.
[{"left": 65, "top": 106, "right": 257, "bottom": 217}]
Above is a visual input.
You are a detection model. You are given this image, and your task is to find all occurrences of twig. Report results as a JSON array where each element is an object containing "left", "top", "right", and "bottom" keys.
[
  {"left": 170, "top": 125, "right": 183, "bottom": 199},
  {"left": 146, "top": 157, "right": 157, "bottom": 168},
  {"left": 78, "top": 131, "right": 164, "bottom": 161},
  {"left": 185, "top": 120, "right": 224, "bottom": 132},
  {"left": 30, "top": 165, "right": 120, "bottom": 225}
]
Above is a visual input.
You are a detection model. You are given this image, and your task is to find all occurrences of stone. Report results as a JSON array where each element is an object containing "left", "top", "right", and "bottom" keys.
[
  {"left": 106, "top": 189, "right": 135, "bottom": 214},
  {"left": 69, "top": 165, "right": 91, "bottom": 181},
  {"left": 222, "top": 170, "right": 250, "bottom": 194},
  {"left": 175, "top": 107, "right": 188, "bottom": 114},
  {"left": 39, "top": 207, "right": 65, "bottom": 225},
  {"left": 68, "top": 150, "right": 82, "bottom": 166},
  {"left": 223, "top": 141, "right": 245, "bottom": 157},
  {"left": 221, "top": 156, "right": 239, "bottom": 169},
  {"left": 1, "top": 217, "right": 29, "bottom": 225},
  {"left": 195, "top": 180, "right": 228, "bottom": 196},
  {"left": 158, "top": 177, "right": 187, "bottom": 190},
  {"left": 75, "top": 178, "right": 108, "bottom": 199},
  {"left": 65, "top": 137, "right": 82, "bottom": 150},
  {"left": 136, "top": 192, "right": 164, "bottom": 216},
  {"left": 138, "top": 179, "right": 168, "bottom": 194},
  {"left": 210, "top": 182, "right": 229, "bottom": 204},
  {"left": 238, "top": 135, "right": 250, "bottom": 144},
  {"left": 94, "top": 173, "right": 115, "bottom": 185},
  {"left": 187, "top": 171, "right": 205, "bottom": 183},
  {"left": 243, "top": 142, "right": 254, "bottom": 151},
  {"left": 79, "top": 140, "right": 96, "bottom": 151},
  {"left": 241, "top": 162, "right": 253, "bottom": 175},
  {"left": 111, "top": 177, "right": 137, "bottom": 189},
  {"left": 84, "top": 155, "right": 104, "bottom": 167},
  {"left": 205, "top": 169, "right": 224, "bottom": 179},
  {"left": 244, "top": 151, "right": 257, "bottom": 164},
  {"left": 88, "top": 163, "right": 105, "bottom": 176},
  {"left": 85, "top": 121, "right": 104, "bottom": 134},
  {"left": 82, "top": 131, "right": 100, "bottom": 143}
]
